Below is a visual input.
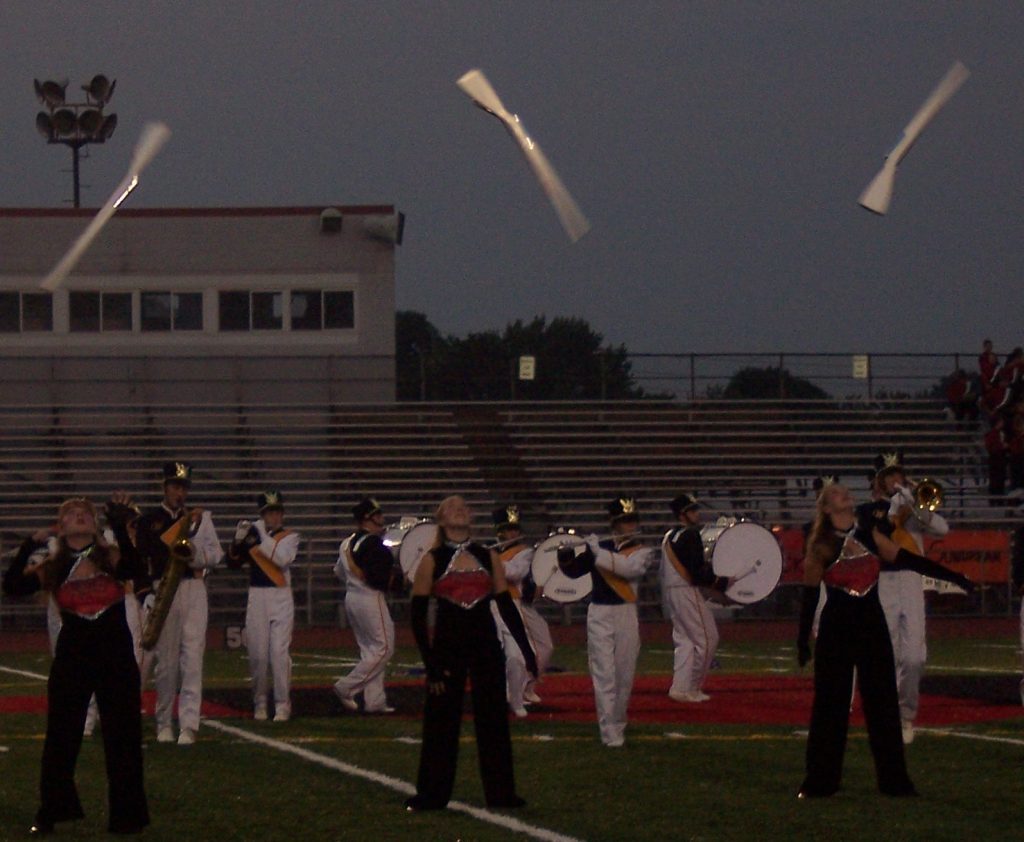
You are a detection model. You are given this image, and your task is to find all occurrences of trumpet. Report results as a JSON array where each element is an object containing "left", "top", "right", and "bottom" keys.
[{"left": 895, "top": 479, "right": 944, "bottom": 514}]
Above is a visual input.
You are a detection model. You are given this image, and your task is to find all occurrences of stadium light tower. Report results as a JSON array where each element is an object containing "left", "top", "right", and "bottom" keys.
[{"left": 34, "top": 74, "right": 118, "bottom": 208}]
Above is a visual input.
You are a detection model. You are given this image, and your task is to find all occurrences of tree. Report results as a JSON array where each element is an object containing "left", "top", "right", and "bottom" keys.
[
  {"left": 720, "top": 366, "right": 830, "bottom": 400},
  {"left": 394, "top": 312, "right": 650, "bottom": 401}
]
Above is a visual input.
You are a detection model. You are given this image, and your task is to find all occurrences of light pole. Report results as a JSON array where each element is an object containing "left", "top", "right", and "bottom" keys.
[{"left": 34, "top": 75, "right": 118, "bottom": 207}]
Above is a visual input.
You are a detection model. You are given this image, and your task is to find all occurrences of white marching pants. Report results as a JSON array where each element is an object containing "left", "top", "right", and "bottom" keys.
[
  {"left": 878, "top": 569, "right": 926, "bottom": 723},
  {"left": 246, "top": 587, "right": 294, "bottom": 710},
  {"left": 335, "top": 590, "right": 394, "bottom": 712},
  {"left": 665, "top": 584, "right": 719, "bottom": 695},
  {"left": 521, "top": 603, "right": 554, "bottom": 678},
  {"left": 155, "top": 577, "right": 208, "bottom": 733},
  {"left": 491, "top": 601, "right": 529, "bottom": 711},
  {"left": 587, "top": 602, "right": 640, "bottom": 746}
]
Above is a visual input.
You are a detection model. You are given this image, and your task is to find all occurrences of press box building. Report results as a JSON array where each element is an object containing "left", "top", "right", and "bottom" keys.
[{"left": 0, "top": 206, "right": 401, "bottom": 403}]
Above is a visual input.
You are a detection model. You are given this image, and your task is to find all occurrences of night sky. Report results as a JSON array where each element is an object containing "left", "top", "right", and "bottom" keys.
[{"left": 4, "top": 1, "right": 1022, "bottom": 355}]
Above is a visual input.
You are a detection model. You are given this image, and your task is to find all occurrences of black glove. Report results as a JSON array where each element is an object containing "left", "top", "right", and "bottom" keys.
[
  {"left": 893, "top": 548, "right": 976, "bottom": 593},
  {"left": 857, "top": 500, "right": 893, "bottom": 538},
  {"left": 495, "top": 590, "right": 539, "bottom": 678},
  {"left": 105, "top": 499, "right": 140, "bottom": 528},
  {"left": 797, "top": 585, "right": 819, "bottom": 668},
  {"left": 411, "top": 595, "right": 446, "bottom": 693},
  {"left": 241, "top": 525, "right": 261, "bottom": 550}
]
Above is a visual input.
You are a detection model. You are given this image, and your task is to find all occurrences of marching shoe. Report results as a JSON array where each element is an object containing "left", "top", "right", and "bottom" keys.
[
  {"left": 669, "top": 690, "right": 709, "bottom": 703},
  {"left": 366, "top": 705, "right": 396, "bottom": 714},
  {"left": 273, "top": 704, "right": 290, "bottom": 722},
  {"left": 177, "top": 728, "right": 196, "bottom": 746},
  {"left": 333, "top": 683, "right": 359, "bottom": 711},
  {"left": 523, "top": 688, "right": 542, "bottom": 705},
  {"left": 512, "top": 706, "right": 528, "bottom": 718},
  {"left": 156, "top": 727, "right": 175, "bottom": 743},
  {"left": 901, "top": 719, "right": 915, "bottom": 745},
  {"left": 404, "top": 796, "right": 446, "bottom": 812},
  {"left": 254, "top": 706, "right": 268, "bottom": 721}
]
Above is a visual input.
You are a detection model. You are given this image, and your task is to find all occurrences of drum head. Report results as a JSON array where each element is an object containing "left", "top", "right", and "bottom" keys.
[
  {"left": 708, "top": 522, "right": 782, "bottom": 605},
  {"left": 398, "top": 521, "right": 437, "bottom": 581},
  {"left": 531, "top": 534, "right": 592, "bottom": 604}
]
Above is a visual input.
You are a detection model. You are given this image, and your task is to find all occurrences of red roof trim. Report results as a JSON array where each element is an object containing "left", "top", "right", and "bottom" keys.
[{"left": 0, "top": 205, "right": 396, "bottom": 218}]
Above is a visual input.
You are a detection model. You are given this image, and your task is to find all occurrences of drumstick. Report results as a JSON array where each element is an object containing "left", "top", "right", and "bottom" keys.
[
  {"left": 456, "top": 69, "right": 590, "bottom": 243},
  {"left": 858, "top": 61, "right": 969, "bottom": 215},
  {"left": 41, "top": 122, "right": 171, "bottom": 291}
]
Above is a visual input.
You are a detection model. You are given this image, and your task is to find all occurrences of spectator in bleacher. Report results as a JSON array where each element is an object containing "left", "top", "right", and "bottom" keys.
[
  {"left": 405, "top": 495, "right": 534, "bottom": 811},
  {"left": 1012, "top": 526, "right": 1024, "bottom": 706},
  {"left": 874, "top": 452, "right": 949, "bottom": 745},
  {"left": 1007, "top": 405, "right": 1024, "bottom": 500},
  {"left": 490, "top": 504, "right": 553, "bottom": 716},
  {"left": 661, "top": 493, "right": 726, "bottom": 704},
  {"left": 978, "top": 338, "right": 999, "bottom": 386},
  {"left": 227, "top": 491, "right": 301, "bottom": 722},
  {"left": 984, "top": 415, "right": 1009, "bottom": 502},
  {"left": 557, "top": 496, "right": 658, "bottom": 747},
  {"left": 134, "top": 462, "right": 223, "bottom": 746},
  {"left": 944, "top": 369, "right": 978, "bottom": 426},
  {"left": 2, "top": 497, "right": 149, "bottom": 835},
  {"left": 332, "top": 498, "right": 403, "bottom": 714}
]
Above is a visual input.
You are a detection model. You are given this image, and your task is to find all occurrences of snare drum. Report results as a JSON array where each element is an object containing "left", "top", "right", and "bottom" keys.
[
  {"left": 700, "top": 519, "right": 782, "bottom": 605},
  {"left": 382, "top": 519, "right": 438, "bottom": 581},
  {"left": 530, "top": 533, "right": 593, "bottom": 604}
]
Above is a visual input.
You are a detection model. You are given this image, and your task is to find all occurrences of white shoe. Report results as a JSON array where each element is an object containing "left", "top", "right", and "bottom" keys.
[
  {"left": 669, "top": 690, "right": 710, "bottom": 703},
  {"left": 605, "top": 738, "right": 625, "bottom": 748},
  {"left": 512, "top": 706, "right": 528, "bottom": 718},
  {"left": 901, "top": 720, "right": 914, "bottom": 745},
  {"left": 523, "top": 688, "right": 542, "bottom": 705},
  {"left": 254, "top": 706, "right": 268, "bottom": 721},
  {"left": 156, "top": 727, "right": 175, "bottom": 744},
  {"left": 366, "top": 705, "right": 396, "bottom": 714},
  {"left": 273, "top": 705, "right": 290, "bottom": 722},
  {"left": 333, "top": 683, "right": 358, "bottom": 711},
  {"left": 177, "top": 728, "right": 196, "bottom": 746}
]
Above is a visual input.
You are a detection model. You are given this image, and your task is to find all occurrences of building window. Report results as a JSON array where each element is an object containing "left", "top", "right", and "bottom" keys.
[
  {"left": 0, "top": 292, "right": 19, "bottom": 332},
  {"left": 325, "top": 290, "right": 354, "bottom": 329},
  {"left": 141, "top": 292, "right": 202, "bottom": 331},
  {"left": 102, "top": 293, "right": 132, "bottom": 331},
  {"left": 252, "top": 292, "right": 283, "bottom": 330},
  {"left": 69, "top": 292, "right": 101, "bottom": 332},
  {"left": 22, "top": 293, "right": 53, "bottom": 331},
  {"left": 291, "top": 290, "right": 322, "bottom": 330},
  {"left": 219, "top": 291, "right": 250, "bottom": 331}
]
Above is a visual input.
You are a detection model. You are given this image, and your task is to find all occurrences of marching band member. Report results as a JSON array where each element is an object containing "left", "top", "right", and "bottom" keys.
[
  {"left": 874, "top": 452, "right": 949, "bottom": 744},
  {"left": 227, "top": 491, "right": 301, "bottom": 722},
  {"left": 558, "top": 496, "right": 657, "bottom": 747},
  {"left": 405, "top": 495, "right": 535, "bottom": 812},
  {"left": 3, "top": 497, "right": 149, "bottom": 835},
  {"left": 332, "top": 498, "right": 403, "bottom": 714},
  {"left": 796, "top": 480, "right": 972, "bottom": 798},
  {"left": 135, "top": 462, "right": 223, "bottom": 746},
  {"left": 661, "top": 493, "right": 727, "bottom": 703},
  {"left": 490, "top": 504, "right": 553, "bottom": 716}
]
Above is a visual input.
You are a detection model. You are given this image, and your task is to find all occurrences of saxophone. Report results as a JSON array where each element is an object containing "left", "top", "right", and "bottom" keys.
[{"left": 141, "top": 512, "right": 194, "bottom": 651}]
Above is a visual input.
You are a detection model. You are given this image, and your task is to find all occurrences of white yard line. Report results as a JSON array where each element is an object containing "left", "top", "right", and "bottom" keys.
[
  {"left": 0, "top": 665, "right": 48, "bottom": 681},
  {"left": 203, "top": 719, "right": 586, "bottom": 842},
  {"left": 917, "top": 728, "right": 1024, "bottom": 747}
]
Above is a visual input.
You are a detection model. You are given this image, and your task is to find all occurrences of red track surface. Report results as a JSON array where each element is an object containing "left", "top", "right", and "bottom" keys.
[{"left": 3, "top": 675, "right": 1021, "bottom": 727}]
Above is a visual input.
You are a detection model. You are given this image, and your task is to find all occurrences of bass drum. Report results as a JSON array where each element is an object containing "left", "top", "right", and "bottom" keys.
[
  {"left": 530, "top": 533, "right": 593, "bottom": 604},
  {"left": 701, "top": 519, "right": 782, "bottom": 605},
  {"left": 382, "top": 519, "right": 438, "bottom": 582}
]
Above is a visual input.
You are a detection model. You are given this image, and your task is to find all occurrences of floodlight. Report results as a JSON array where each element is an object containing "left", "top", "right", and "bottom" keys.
[
  {"left": 36, "top": 112, "right": 53, "bottom": 139},
  {"left": 82, "top": 74, "right": 115, "bottom": 106},
  {"left": 97, "top": 113, "right": 118, "bottom": 141},
  {"left": 51, "top": 108, "right": 76, "bottom": 136},
  {"left": 34, "top": 78, "right": 67, "bottom": 108}
]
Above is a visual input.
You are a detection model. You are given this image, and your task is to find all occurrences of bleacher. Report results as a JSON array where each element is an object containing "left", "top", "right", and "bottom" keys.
[{"left": 0, "top": 399, "right": 1014, "bottom": 629}]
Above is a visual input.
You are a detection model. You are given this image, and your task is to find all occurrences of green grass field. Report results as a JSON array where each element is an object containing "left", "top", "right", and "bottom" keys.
[{"left": 2, "top": 633, "right": 1024, "bottom": 841}]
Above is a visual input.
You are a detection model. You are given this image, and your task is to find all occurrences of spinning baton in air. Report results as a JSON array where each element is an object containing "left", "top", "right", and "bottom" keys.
[
  {"left": 41, "top": 122, "right": 171, "bottom": 291},
  {"left": 456, "top": 69, "right": 590, "bottom": 243},
  {"left": 858, "top": 61, "right": 969, "bottom": 215}
]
